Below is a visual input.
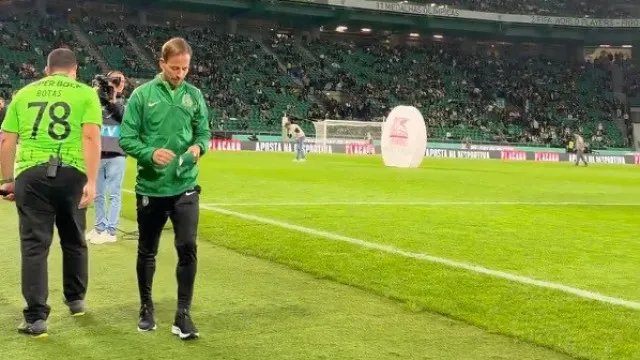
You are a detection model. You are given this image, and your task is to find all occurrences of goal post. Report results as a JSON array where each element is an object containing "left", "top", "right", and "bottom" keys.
[{"left": 312, "top": 119, "right": 384, "bottom": 146}]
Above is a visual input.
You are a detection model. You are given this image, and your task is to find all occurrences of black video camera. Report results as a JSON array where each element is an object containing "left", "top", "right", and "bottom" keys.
[{"left": 92, "top": 74, "right": 121, "bottom": 104}]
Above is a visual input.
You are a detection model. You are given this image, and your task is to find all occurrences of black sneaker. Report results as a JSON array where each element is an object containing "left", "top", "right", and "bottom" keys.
[
  {"left": 17, "top": 319, "right": 48, "bottom": 338},
  {"left": 64, "top": 299, "right": 86, "bottom": 317},
  {"left": 171, "top": 309, "right": 199, "bottom": 340},
  {"left": 137, "top": 304, "right": 156, "bottom": 332}
]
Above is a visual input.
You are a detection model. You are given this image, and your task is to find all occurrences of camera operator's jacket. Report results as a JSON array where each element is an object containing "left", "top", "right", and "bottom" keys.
[
  {"left": 119, "top": 74, "right": 211, "bottom": 197},
  {"left": 101, "top": 98, "right": 126, "bottom": 156}
]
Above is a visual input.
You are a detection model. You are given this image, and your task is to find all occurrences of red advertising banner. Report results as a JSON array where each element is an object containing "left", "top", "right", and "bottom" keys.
[
  {"left": 501, "top": 150, "right": 527, "bottom": 161},
  {"left": 209, "top": 139, "right": 242, "bottom": 151},
  {"left": 535, "top": 152, "right": 560, "bottom": 162},
  {"left": 345, "top": 143, "right": 376, "bottom": 155}
]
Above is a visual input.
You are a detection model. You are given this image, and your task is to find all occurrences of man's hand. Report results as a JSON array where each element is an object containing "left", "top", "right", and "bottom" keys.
[
  {"left": 78, "top": 182, "right": 96, "bottom": 209},
  {"left": 186, "top": 145, "right": 201, "bottom": 162},
  {"left": 0, "top": 182, "right": 15, "bottom": 201},
  {"left": 152, "top": 149, "right": 176, "bottom": 166}
]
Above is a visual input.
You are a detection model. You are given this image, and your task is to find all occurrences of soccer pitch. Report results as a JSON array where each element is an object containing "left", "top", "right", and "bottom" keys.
[{"left": 0, "top": 151, "right": 638, "bottom": 360}]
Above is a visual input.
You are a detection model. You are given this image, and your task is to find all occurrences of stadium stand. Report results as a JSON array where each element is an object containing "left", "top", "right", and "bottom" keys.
[
  {"left": 625, "top": 64, "right": 640, "bottom": 98},
  {"left": 0, "top": 11, "right": 99, "bottom": 99},
  {"left": 122, "top": 23, "right": 315, "bottom": 135},
  {"left": 303, "top": 37, "right": 626, "bottom": 147},
  {"left": 1, "top": 0, "right": 638, "bottom": 149},
  {"left": 78, "top": 19, "right": 156, "bottom": 79},
  {"left": 409, "top": 0, "right": 636, "bottom": 17}
]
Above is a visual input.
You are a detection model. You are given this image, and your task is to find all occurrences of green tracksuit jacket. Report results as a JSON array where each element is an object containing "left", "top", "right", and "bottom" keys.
[{"left": 119, "top": 74, "right": 211, "bottom": 197}]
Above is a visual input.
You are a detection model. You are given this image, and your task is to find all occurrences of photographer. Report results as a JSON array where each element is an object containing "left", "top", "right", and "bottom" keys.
[{"left": 86, "top": 71, "right": 127, "bottom": 244}]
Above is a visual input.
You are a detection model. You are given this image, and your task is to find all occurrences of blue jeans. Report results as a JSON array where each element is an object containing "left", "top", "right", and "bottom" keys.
[
  {"left": 94, "top": 156, "right": 126, "bottom": 235},
  {"left": 295, "top": 136, "right": 306, "bottom": 160}
]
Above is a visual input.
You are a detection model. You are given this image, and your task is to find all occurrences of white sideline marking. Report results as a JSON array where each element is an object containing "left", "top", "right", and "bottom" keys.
[
  {"left": 122, "top": 190, "right": 640, "bottom": 310},
  {"left": 203, "top": 205, "right": 640, "bottom": 311},
  {"left": 199, "top": 201, "right": 640, "bottom": 207}
]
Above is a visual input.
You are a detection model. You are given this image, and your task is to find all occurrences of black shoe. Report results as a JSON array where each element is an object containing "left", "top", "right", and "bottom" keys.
[
  {"left": 64, "top": 299, "right": 86, "bottom": 317},
  {"left": 137, "top": 304, "right": 156, "bottom": 332},
  {"left": 171, "top": 309, "right": 199, "bottom": 340},
  {"left": 17, "top": 319, "right": 48, "bottom": 338}
]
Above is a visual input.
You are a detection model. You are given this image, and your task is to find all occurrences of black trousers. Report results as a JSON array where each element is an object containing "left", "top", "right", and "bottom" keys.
[
  {"left": 15, "top": 166, "right": 88, "bottom": 323},
  {"left": 135, "top": 189, "right": 199, "bottom": 311}
]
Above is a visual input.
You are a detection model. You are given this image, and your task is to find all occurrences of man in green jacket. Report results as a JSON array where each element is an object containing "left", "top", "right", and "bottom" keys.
[{"left": 119, "top": 37, "right": 211, "bottom": 340}]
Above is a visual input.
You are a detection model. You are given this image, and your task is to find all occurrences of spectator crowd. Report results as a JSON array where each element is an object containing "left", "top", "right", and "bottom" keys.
[
  {"left": 0, "top": 0, "right": 638, "bottom": 149},
  {"left": 433, "top": 0, "right": 636, "bottom": 18}
]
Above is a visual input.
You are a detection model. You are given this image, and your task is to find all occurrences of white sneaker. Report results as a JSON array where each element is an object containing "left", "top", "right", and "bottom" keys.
[
  {"left": 101, "top": 233, "right": 117, "bottom": 244},
  {"left": 91, "top": 232, "right": 117, "bottom": 245},
  {"left": 86, "top": 229, "right": 102, "bottom": 243}
]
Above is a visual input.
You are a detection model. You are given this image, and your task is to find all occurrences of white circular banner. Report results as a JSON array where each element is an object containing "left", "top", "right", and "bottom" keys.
[{"left": 381, "top": 105, "right": 427, "bottom": 168}]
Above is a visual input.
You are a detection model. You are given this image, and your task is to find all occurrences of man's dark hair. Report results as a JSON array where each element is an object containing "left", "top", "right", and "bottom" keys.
[{"left": 47, "top": 48, "right": 77, "bottom": 70}]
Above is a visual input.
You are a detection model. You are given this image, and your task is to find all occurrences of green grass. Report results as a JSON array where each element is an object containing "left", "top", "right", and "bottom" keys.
[{"left": 1, "top": 151, "right": 638, "bottom": 359}]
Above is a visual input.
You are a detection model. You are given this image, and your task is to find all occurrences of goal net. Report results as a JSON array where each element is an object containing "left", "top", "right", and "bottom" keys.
[{"left": 313, "top": 119, "right": 384, "bottom": 146}]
